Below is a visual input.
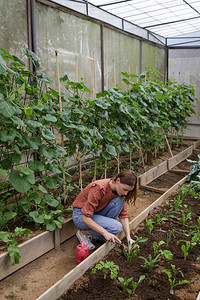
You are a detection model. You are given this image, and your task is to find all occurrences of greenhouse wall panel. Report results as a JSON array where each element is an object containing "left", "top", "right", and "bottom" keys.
[
  {"left": 103, "top": 27, "right": 140, "bottom": 90},
  {"left": 35, "top": 2, "right": 102, "bottom": 95},
  {"left": 0, "top": 0, "right": 28, "bottom": 55},
  {"left": 169, "top": 49, "right": 200, "bottom": 138},
  {"left": 142, "top": 42, "right": 165, "bottom": 77}
]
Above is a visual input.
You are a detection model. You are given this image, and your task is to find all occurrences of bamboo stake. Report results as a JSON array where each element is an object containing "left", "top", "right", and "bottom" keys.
[
  {"left": 138, "top": 141, "right": 145, "bottom": 170},
  {"left": 129, "top": 147, "right": 132, "bottom": 169},
  {"left": 93, "top": 158, "right": 97, "bottom": 181},
  {"left": 164, "top": 135, "right": 173, "bottom": 157},
  {"left": 76, "top": 150, "right": 82, "bottom": 191},
  {"left": 128, "top": 62, "right": 131, "bottom": 75},
  {"left": 55, "top": 51, "right": 66, "bottom": 200},
  {"left": 117, "top": 151, "right": 120, "bottom": 173},
  {"left": 93, "top": 52, "right": 96, "bottom": 97},
  {"left": 104, "top": 160, "right": 107, "bottom": 179}
]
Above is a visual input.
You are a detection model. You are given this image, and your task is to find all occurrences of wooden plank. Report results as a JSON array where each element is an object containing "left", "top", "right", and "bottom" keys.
[
  {"left": 140, "top": 185, "right": 167, "bottom": 194},
  {"left": 0, "top": 231, "right": 54, "bottom": 281},
  {"left": 168, "top": 146, "right": 193, "bottom": 170},
  {"left": 37, "top": 176, "right": 187, "bottom": 300},
  {"left": 60, "top": 218, "right": 77, "bottom": 243},
  {"left": 0, "top": 218, "right": 76, "bottom": 281},
  {"left": 169, "top": 169, "right": 189, "bottom": 175},
  {"left": 129, "top": 176, "right": 187, "bottom": 233},
  {"left": 139, "top": 160, "right": 168, "bottom": 186}
]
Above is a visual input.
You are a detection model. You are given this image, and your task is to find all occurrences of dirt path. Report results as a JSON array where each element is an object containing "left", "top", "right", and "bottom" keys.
[{"left": 0, "top": 142, "right": 196, "bottom": 300}]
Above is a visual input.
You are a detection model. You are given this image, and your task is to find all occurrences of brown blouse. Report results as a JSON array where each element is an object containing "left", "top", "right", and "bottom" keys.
[{"left": 72, "top": 178, "right": 128, "bottom": 219}]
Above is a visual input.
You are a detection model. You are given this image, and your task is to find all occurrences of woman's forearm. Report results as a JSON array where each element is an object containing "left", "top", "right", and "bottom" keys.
[{"left": 120, "top": 217, "right": 131, "bottom": 240}]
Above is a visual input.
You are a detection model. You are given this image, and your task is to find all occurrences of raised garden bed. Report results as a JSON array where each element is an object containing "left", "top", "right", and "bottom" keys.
[
  {"left": 60, "top": 184, "right": 200, "bottom": 300},
  {"left": 0, "top": 141, "right": 199, "bottom": 299}
]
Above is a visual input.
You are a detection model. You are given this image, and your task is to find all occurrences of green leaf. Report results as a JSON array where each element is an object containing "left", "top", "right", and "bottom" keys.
[
  {"left": 26, "top": 120, "right": 42, "bottom": 128},
  {"left": 28, "top": 160, "right": 45, "bottom": 172},
  {"left": 106, "top": 144, "right": 117, "bottom": 157},
  {"left": 42, "top": 128, "right": 55, "bottom": 141},
  {"left": 38, "top": 184, "right": 48, "bottom": 194},
  {"left": 42, "top": 114, "right": 57, "bottom": 123},
  {"left": 46, "top": 222, "right": 56, "bottom": 231},
  {"left": 43, "top": 176, "right": 57, "bottom": 189},
  {"left": 0, "top": 168, "right": 8, "bottom": 176},
  {"left": 9, "top": 170, "right": 35, "bottom": 193},
  {"left": 29, "top": 211, "right": 44, "bottom": 224},
  {"left": 24, "top": 106, "right": 33, "bottom": 116},
  {"left": 8, "top": 244, "right": 21, "bottom": 265}
]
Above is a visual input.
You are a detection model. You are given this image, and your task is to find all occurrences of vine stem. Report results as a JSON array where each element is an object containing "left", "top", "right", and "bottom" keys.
[{"left": 164, "top": 135, "right": 173, "bottom": 157}]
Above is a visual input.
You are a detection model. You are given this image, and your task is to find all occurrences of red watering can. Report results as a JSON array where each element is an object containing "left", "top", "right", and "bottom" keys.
[{"left": 76, "top": 240, "right": 89, "bottom": 264}]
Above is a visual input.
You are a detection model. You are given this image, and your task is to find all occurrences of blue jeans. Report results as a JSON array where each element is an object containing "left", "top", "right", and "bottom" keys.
[{"left": 72, "top": 197, "right": 124, "bottom": 239}]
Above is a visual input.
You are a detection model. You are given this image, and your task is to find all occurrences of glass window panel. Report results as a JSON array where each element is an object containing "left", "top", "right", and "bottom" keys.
[
  {"left": 0, "top": 0, "right": 28, "bottom": 55},
  {"left": 103, "top": 27, "right": 140, "bottom": 89},
  {"left": 35, "top": 2, "right": 102, "bottom": 95}
]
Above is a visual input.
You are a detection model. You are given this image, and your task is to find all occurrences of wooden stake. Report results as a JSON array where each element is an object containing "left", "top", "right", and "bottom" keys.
[
  {"left": 117, "top": 151, "right": 120, "bottom": 173},
  {"left": 93, "top": 52, "right": 96, "bottom": 97},
  {"left": 76, "top": 150, "right": 82, "bottom": 191},
  {"left": 93, "top": 158, "right": 97, "bottom": 181},
  {"left": 105, "top": 160, "right": 107, "bottom": 179},
  {"left": 129, "top": 148, "right": 132, "bottom": 169},
  {"left": 55, "top": 51, "right": 66, "bottom": 199},
  {"left": 164, "top": 135, "right": 173, "bottom": 157},
  {"left": 138, "top": 141, "right": 145, "bottom": 170}
]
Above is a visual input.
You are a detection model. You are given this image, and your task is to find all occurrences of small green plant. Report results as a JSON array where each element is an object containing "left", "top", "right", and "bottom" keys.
[
  {"left": 140, "top": 254, "right": 160, "bottom": 270},
  {"left": 177, "top": 240, "right": 192, "bottom": 260},
  {"left": 146, "top": 218, "right": 155, "bottom": 234},
  {"left": 118, "top": 276, "right": 133, "bottom": 294},
  {"left": 118, "top": 275, "right": 145, "bottom": 295},
  {"left": 0, "top": 227, "right": 31, "bottom": 265},
  {"left": 92, "top": 260, "right": 119, "bottom": 279},
  {"left": 155, "top": 212, "right": 168, "bottom": 225},
  {"left": 153, "top": 240, "right": 165, "bottom": 256},
  {"left": 132, "top": 275, "right": 146, "bottom": 294},
  {"left": 197, "top": 256, "right": 200, "bottom": 263},
  {"left": 123, "top": 237, "right": 148, "bottom": 262},
  {"left": 163, "top": 264, "right": 190, "bottom": 294},
  {"left": 166, "top": 229, "right": 174, "bottom": 245}
]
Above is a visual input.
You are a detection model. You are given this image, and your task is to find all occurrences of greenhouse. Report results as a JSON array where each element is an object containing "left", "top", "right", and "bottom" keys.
[{"left": 0, "top": 0, "right": 200, "bottom": 299}]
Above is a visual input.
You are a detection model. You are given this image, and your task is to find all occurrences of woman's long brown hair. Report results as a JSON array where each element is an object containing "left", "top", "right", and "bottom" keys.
[{"left": 113, "top": 170, "right": 137, "bottom": 205}]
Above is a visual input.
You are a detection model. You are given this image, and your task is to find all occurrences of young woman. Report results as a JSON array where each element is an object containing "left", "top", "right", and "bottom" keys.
[{"left": 72, "top": 170, "right": 137, "bottom": 250}]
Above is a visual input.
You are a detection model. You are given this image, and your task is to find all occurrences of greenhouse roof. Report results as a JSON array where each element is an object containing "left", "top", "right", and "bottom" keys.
[{"left": 51, "top": 0, "right": 200, "bottom": 46}]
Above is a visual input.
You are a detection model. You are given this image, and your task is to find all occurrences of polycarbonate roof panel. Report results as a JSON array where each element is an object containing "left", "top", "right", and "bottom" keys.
[{"left": 88, "top": 0, "right": 200, "bottom": 38}]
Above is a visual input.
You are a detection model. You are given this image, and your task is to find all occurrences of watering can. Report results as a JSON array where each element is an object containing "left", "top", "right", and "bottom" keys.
[{"left": 76, "top": 240, "right": 89, "bottom": 264}]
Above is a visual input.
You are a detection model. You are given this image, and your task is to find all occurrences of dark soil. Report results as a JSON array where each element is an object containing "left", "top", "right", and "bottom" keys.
[{"left": 62, "top": 187, "right": 200, "bottom": 300}]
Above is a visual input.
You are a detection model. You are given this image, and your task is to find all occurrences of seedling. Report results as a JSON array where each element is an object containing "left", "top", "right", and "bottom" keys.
[
  {"left": 153, "top": 240, "right": 165, "bottom": 256},
  {"left": 140, "top": 254, "right": 160, "bottom": 270},
  {"left": 163, "top": 264, "right": 190, "bottom": 294},
  {"left": 166, "top": 229, "right": 174, "bottom": 245},
  {"left": 118, "top": 276, "right": 133, "bottom": 294},
  {"left": 177, "top": 240, "right": 191, "bottom": 260},
  {"left": 92, "top": 260, "right": 119, "bottom": 279},
  {"left": 118, "top": 275, "right": 145, "bottom": 295},
  {"left": 146, "top": 218, "right": 155, "bottom": 234},
  {"left": 123, "top": 237, "right": 148, "bottom": 262},
  {"left": 155, "top": 213, "right": 168, "bottom": 225}
]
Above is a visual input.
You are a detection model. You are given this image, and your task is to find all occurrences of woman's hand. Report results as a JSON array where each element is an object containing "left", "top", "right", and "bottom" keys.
[
  {"left": 127, "top": 237, "right": 139, "bottom": 248},
  {"left": 103, "top": 232, "right": 121, "bottom": 244}
]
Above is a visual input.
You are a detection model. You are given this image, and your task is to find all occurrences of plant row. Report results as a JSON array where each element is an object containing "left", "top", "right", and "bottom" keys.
[{"left": 90, "top": 184, "right": 200, "bottom": 297}]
